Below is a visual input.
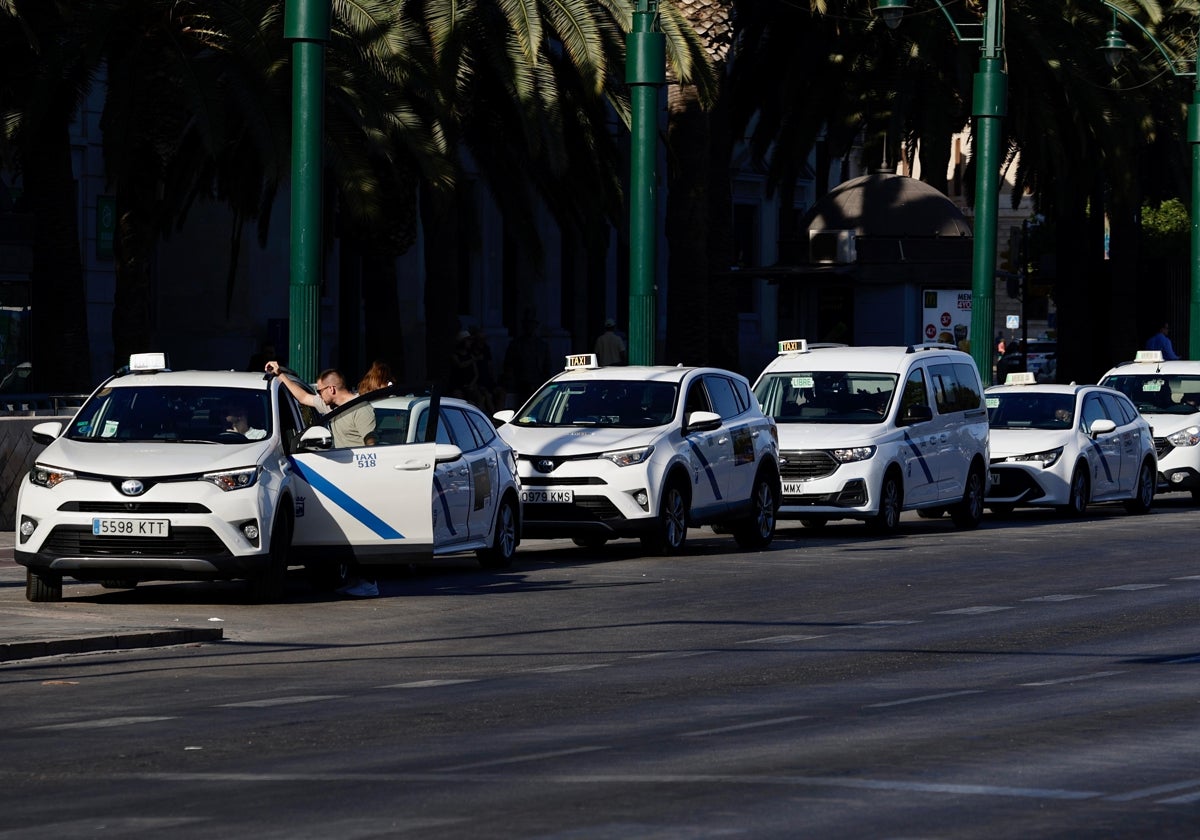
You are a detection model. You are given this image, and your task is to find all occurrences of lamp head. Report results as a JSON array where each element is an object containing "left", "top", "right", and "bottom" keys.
[
  {"left": 873, "top": 0, "right": 911, "bottom": 30},
  {"left": 1100, "top": 28, "right": 1130, "bottom": 69}
]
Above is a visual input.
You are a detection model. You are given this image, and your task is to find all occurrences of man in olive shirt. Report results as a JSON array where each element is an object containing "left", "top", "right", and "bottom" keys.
[{"left": 264, "top": 361, "right": 376, "bottom": 447}]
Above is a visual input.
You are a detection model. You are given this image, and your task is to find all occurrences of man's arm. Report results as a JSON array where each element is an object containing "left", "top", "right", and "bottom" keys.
[{"left": 264, "top": 360, "right": 320, "bottom": 408}]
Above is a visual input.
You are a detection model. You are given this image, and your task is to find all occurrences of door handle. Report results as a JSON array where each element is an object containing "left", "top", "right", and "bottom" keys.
[{"left": 395, "top": 461, "right": 431, "bottom": 470}]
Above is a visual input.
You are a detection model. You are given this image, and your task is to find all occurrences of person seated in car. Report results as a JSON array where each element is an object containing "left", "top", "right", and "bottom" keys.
[{"left": 223, "top": 399, "right": 266, "bottom": 440}]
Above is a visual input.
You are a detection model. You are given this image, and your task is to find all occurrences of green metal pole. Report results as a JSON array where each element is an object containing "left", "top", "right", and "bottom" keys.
[
  {"left": 968, "top": 0, "right": 1005, "bottom": 380},
  {"left": 1189, "top": 82, "right": 1200, "bottom": 359},
  {"left": 626, "top": 1, "right": 664, "bottom": 366},
  {"left": 284, "top": 0, "right": 329, "bottom": 383}
]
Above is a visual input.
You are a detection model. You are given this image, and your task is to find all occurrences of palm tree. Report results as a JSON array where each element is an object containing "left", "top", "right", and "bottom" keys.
[{"left": 0, "top": 0, "right": 92, "bottom": 392}]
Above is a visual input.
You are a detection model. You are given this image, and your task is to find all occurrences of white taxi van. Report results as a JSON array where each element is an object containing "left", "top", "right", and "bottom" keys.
[
  {"left": 985, "top": 373, "right": 1156, "bottom": 516},
  {"left": 494, "top": 354, "right": 781, "bottom": 553},
  {"left": 752, "top": 340, "right": 989, "bottom": 532},
  {"left": 15, "top": 354, "right": 520, "bottom": 602},
  {"left": 1099, "top": 350, "right": 1200, "bottom": 500}
]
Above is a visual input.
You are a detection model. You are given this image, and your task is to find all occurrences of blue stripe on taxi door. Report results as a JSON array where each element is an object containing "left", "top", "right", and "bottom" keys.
[
  {"left": 901, "top": 432, "right": 935, "bottom": 483},
  {"left": 288, "top": 458, "right": 405, "bottom": 540}
]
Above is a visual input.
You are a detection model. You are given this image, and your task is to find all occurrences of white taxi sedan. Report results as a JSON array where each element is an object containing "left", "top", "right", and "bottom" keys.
[
  {"left": 985, "top": 374, "right": 1156, "bottom": 516},
  {"left": 494, "top": 354, "right": 781, "bottom": 553},
  {"left": 15, "top": 354, "right": 520, "bottom": 602}
]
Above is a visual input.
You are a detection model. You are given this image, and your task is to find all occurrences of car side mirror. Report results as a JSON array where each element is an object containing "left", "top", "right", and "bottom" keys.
[
  {"left": 493, "top": 409, "right": 515, "bottom": 426},
  {"left": 298, "top": 425, "right": 333, "bottom": 450},
  {"left": 31, "top": 421, "right": 64, "bottom": 446},
  {"left": 685, "top": 410, "right": 722, "bottom": 433},
  {"left": 1089, "top": 418, "right": 1117, "bottom": 438},
  {"left": 898, "top": 404, "right": 933, "bottom": 426},
  {"left": 434, "top": 443, "right": 464, "bottom": 464}
]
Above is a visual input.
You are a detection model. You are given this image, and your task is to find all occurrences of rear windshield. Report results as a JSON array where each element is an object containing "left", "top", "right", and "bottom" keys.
[{"left": 68, "top": 385, "right": 272, "bottom": 443}]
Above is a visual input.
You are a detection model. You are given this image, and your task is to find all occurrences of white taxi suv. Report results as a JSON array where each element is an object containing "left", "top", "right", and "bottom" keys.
[
  {"left": 752, "top": 340, "right": 989, "bottom": 533},
  {"left": 493, "top": 354, "right": 781, "bottom": 553},
  {"left": 985, "top": 373, "right": 1156, "bottom": 516},
  {"left": 15, "top": 354, "right": 520, "bottom": 602},
  {"left": 1099, "top": 351, "right": 1200, "bottom": 501}
]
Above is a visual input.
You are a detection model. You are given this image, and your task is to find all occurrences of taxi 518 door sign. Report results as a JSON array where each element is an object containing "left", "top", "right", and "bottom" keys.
[{"left": 922, "top": 289, "right": 971, "bottom": 353}]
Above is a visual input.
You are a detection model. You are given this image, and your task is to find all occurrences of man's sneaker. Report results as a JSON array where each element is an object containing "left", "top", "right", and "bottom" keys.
[{"left": 337, "top": 578, "right": 379, "bottom": 598}]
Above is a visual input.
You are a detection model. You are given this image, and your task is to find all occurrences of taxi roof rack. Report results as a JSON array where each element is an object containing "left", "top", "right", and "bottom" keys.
[{"left": 908, "top": 342, "right": 957, "bottom": 353}]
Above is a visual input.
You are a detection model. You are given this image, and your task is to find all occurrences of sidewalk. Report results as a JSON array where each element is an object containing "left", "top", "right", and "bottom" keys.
[{"left": 0, "top": 531, "right": 223, "bottom": 663}]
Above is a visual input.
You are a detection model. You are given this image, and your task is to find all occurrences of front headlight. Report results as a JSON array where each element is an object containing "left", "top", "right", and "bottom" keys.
[
  {"left": 1167, "top": 426, "right": 1200, "bottom": 447},
  {"left": 600, "top": 446, "right": 654, "bottom": 467},
  {"left": 202, "top": 466, "right": 261, "bottom": 491},
  {"left": 1004, "top": 446, "right": 1063, "bottom": 468},
  {"left": 29, "top": 464, "right": 75, "bottom": 488},
  {"left": 831, "top": 446, "right": 876, "bottom": 463}
]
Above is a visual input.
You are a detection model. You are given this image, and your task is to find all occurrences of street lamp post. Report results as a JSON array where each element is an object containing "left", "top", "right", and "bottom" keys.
[
  {"left": 626, "top": 0, "right": 664, "bottom": 366},
  {"left": 283, "top": 0, "right": 329, "bottom": 384},
  {"left": 876, "top": 0, "right": 1006, "bottom": 380},
  {"left": 1098, "top": 4, "right": 1200, "bottom": 360}
]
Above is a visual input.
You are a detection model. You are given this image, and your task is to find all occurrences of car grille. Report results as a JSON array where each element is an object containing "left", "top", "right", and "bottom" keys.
[
  {"left": 523, "top": 498, "right": 625, "bottom": 523},
  {"left": 987, "top": 467, "right": 1045, "bottom": 501},
  {"left": 40, "top": 525, "right": 230, "bottom": 558},
  {"left": 521, "top": 476, "right": 607, "bottom": 487},
  {"left": 779, "top": 451, "right": 838, "bottom": 481},
  {"left": 57, "top": 501, "right": 211, "bottom": 514},
  {"left": 1154, "top": 437, "right": 1173, "bottom": 459}
]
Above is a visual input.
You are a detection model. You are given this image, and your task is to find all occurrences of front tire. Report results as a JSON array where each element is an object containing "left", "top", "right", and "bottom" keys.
[
  {"left": 478, "top": 496, "right": 519, "bottom": 569},
  {"left": 641, "top": 479, "right": 689, "bottom": 555},
  {"left": 733, "top": 473, "right": 778, "bottom": 551},
  {"left": 1058, "top": 466, "right": 1089, "bottom": 518},
  {"left": 866, "top": 471, "right": 903, "bottom": 534},
  {"left": 1123, "top": 459, "right": 1155, "bottom": 514},
  {"left": 26, "top": 569, "right": 62, "bottom": 603},
  {"left": 248, "top": 508, "right": 291, "bottom": 603},
  {"left": 950, "top": 466, "right": 985, "bottom": 529}
]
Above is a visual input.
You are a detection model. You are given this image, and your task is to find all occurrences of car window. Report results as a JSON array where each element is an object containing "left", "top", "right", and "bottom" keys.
[
  {"left": 684, "top": 381, "right": 711, "bottom": 416},
  {"left": 899, "top": 367, "right": 930, "bottom": 418},
  {"left": 928, "top": 362, "right": 982, "bottom": 414},
  {"left": 704, "top": 375, "right": 742, "bottom": 420},
  {"left": 68, "top": 385, "right": 272, "bottom": 443},
  {"left": 1080, "top": 394, "right": 1109, "bottom": 433},
  {"left": 443, "top": 407, "right": 482, "bottom": 451},
  {"left": 465, "top": 408, "right": 497, "bottom": 444},
  {"left": 1111, "top": 393, "right": 1140, "bottom": 425},
  {"left": 1098, "top": 393, "right": 1133, "bottom": 427}
]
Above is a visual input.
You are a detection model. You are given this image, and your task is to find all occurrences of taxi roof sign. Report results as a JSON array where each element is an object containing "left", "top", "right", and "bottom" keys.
[
  {"left": 1134, "top": 350, "right": 1164, "bottom": 363},
  {"left": 565, "top": 353, "right": 599, "bottom": 370},
  {"left": 777, "top": 339, "right": 809, "bottom": 355},
  {"left": 1004, "top": 372, "right": 1037, "bottom": 386},
  {"left": 128, "top": 352, "right": 169, "bottom": 372}
]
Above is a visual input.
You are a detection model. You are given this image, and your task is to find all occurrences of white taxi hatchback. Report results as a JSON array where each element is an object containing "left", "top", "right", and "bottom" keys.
[
  {"left": 15, "top": 354, "right": 520, "bottom": 602},
  {"left": 494, "top": 354, "right": 781, "bottom": 553},
  {"left": 985, "top": 373, "right": 1156, "bottom": 516},
  {"left": 1099, "top": 351, "right": 1200, "bottom": 500},
  {"left": 752, "top": 340, "right": 989, "bottom": 532}
]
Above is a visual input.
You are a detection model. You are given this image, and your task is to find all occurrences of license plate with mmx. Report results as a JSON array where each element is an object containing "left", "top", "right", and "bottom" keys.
[
  {"left": 520, "top": 490, "right": 574, "bottom": 504},
  {"left": 92, "top": 518, "right": 170, "bottom": 537}
]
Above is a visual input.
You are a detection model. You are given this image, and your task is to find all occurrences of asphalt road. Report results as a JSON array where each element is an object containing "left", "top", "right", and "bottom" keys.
[{"left": 0, "top": 501, "right": 1197, "bottom": 838}]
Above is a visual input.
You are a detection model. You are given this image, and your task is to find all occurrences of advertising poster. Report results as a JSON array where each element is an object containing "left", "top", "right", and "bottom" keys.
[{"left": 922, "top": 289, "right": 971, "bottom": 354}]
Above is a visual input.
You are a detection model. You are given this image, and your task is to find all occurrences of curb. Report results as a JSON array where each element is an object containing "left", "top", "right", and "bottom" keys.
[{"left": 0, "top": 627, "right": 225, "bottom": 663}]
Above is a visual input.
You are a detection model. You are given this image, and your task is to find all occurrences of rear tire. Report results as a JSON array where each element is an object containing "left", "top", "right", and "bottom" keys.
[
  {"left": 641, "top": 479, "right": 689, "bottom": 555},
  {"left": 950, "top": 466, "right": 985, "bottom": 529},
  {"left": 1123, "top": 459, "right": 1155, "bottom": 514},
  {"left": 866, "top": 472, "right": 903, "bottom": 534},
  {"left": 478, "top": 496, "right": 519, "bottom": 569},
  {"left": 26, "top": 569, "right": 62, "bottom": 603},
  {"left": 733, "top": 473, "right": 778, "bottom": 551}
]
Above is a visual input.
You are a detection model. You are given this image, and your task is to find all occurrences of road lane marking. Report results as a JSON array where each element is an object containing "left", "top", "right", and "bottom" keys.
[
  {"left": 37, "top": 716, "right": 175, "bottom": 730},
  {"left": 865, "top": 690, "right": 983, "bottom": 709},
  {"left": 435, "top": 746, "right": 609, "bottom": 772},
  {"left": 1020, "top": 671, "right": 1124, "bottom": 687},
  {"left": 1022, "top": 594, "right": 1095, "bottom": 602},
  {"left": 1106, "top": 778, "right": 1200, "bottom": 802},
  {"left": 737, "top": 634, "right": 829, "bottom": 644},
  {"left": 934, "top": 606, "right": 1012, "bottom": 615},
  {"left": 219, "top": 695, "right": 343, "bottom": 708},
  {"left": 1097, "top": 583, "right": 1167, "bottom": 591},
  {"left": 1158, "top": 790, "right": 1200, "bottom": 804},
  {"left": 630, "top": 651, "right": 711, "bottom": 659},
  {"left": 525, "top": 663, "right": 612, "bottom": 673},
  {"left": 379, "top": 679, "right": 478, "bottom": 688},
  {"left": 682, "top": 715, "right": 811, "bottom": 737}
]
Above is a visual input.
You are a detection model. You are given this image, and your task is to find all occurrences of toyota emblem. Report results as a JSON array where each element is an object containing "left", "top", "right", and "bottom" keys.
[
  {"left": 535, "top": 459, "right": 555, "bottom": 473},
  {"left": 120, "top": 479, "right": 145, "bottom": 496}
]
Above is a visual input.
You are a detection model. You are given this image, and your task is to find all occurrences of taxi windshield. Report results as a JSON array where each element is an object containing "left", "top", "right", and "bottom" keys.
[
  {"left": 67, "top": 385, "right": 272, "bottom": 443},
  {"left": 986, "top": 392, "right": 1075, "bottom": 430},
  {"left": 1100, "top": 373, "right": 1200, "bottom": 415},
  {"left": 512, "top": 381, "right": 678, "bottom": 428},
  {"left": 753, "top": 371, "right": 896, "bottom": 424}
]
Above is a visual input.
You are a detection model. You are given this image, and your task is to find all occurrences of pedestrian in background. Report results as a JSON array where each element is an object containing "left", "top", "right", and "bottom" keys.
[
  {"left": 594, "top": 318, "right": 627, "bottom": 366},
  {"left": 1146, "top": 321, "right": 1181, "bottom": 361},
  {"left": 503, "top": 311, "right": 551, "bottom": 407},
  {"left": 357, "top": 359, "right": 394, "bottom": 395}
]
